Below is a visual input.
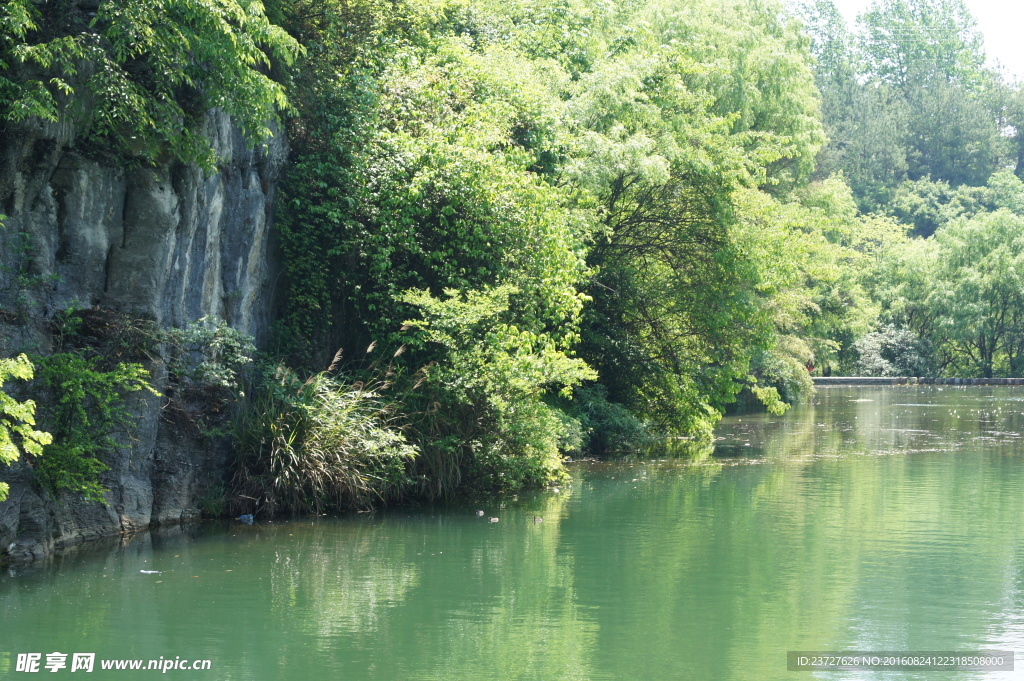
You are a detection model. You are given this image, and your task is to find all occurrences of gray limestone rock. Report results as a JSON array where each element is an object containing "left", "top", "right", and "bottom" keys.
[{"left": 0, "top": 109, "right": 285, "bottom": 562}]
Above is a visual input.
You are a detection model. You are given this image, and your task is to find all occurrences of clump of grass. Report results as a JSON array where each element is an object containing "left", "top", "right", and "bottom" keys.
[{"left": 230, "top": 365, "right": 417, "bottom": 517}]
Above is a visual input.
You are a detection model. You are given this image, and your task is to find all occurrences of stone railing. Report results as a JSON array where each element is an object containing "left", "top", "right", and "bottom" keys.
[{"left": 813, "top": 377, "right": 1024, "bottom": 385}]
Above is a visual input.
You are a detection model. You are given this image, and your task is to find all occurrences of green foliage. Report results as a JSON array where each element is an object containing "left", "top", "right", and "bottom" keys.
[
  {"left": 854, "top": 325, "right": 932, "bottom": 376},
  {"left": 197, "top": 479, "right": 229, "bottom": 518},
  {"left": 580, "top": 178, "right": 758, "bottom": 438},
  {"left": 158, "top": 316, "right": 256, "bottom": 435},
  {"left": 565, "top": 0, "right": 827, "bottom": 437},
  {"left": 567, "top": 384, "right": 651, "bottom": 455},
  {"left": 267, "top": 0, "right": 1024, "bottom": 487},
  {"left": 29, "top": 352, "right": 153, "bottom": 502},
  {"left": 728, "top": 181, "right": 892, "bottom": 397},
  {"left": 867, "top": 202, "right": 1024, "bottom": 378},
  {"left": 858, "top": 0, "right": 987, "bottom": 90},
  {"left": 269, "top": 0, "right": 600, "bottom": 494},
  {"left": 275, "top": 12, "right": 588, "bottom": 365},
  {"left": 927, "top": 210, "right": 1024, "bottom": 377},
  {"left": 231, "top": 367, "right": 417, "bottom": 516},
  {"left": 793, "top": 1, "right": 1024, "bottom": 381},
  {"left": 0, "top": 354, "right": 51, "bottom": 502},
  {"left": 800, "top": 0, "right": 1010, "bottom": 209},
  {"left": 163, "top": 316, "right": 255, "bottom": 394},
  {"left": 644, "top": 0, "right": 826, "bottom": 188},
  {"left": 400, "top": 285, "right": 595, "bottom": 492},
  {"left": 902, "top": 76, "right": 1003, "bottom": 187},
  {"left": 748, "top": 342, "right": 813, "bottom": 411},
  {"left": 0, "top": 0, "right": 302, "bottom": 166},
  {"left": 30, "top": 0, "right": 1018, "bottom": 507},
  {"left": 889, "top": 172, "right": 1024, "bottom": 236},
  {"left": 271, "top": 0, "right": 841, "bottom": 467},
  {"left": 890, "top": 177, "right": 961, "bottom": 237}
]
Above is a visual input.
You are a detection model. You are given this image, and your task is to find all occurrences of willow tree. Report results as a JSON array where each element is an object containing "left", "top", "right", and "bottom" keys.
[
  {"left": 927, "top": 210, "right": 1024, "bottom": 377},
  {"left": 570, "top": 0, "right": 825, "bottom": 438}
]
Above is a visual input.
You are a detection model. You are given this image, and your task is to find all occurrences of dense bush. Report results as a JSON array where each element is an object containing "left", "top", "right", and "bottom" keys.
[
  {"left": 568, "top": 384, "right": 651, "bottom": 455},
  {"left": 400, "top": 285, "right": 594, "bottom": 494}
]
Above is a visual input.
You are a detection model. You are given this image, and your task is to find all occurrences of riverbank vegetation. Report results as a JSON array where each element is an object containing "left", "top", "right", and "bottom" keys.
[{"left": 4, "top": 0, "right": 1024, "bottom": 511}]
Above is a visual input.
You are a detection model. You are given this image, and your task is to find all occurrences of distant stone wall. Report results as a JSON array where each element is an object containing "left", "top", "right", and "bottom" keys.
[{"left": 814, "top": 377, "right": 1024, "bottom": 385}]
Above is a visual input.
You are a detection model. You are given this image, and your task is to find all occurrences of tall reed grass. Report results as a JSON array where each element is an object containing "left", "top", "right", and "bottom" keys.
[{"left": 230, "top": 366, "right": 416, "bottom": 517}]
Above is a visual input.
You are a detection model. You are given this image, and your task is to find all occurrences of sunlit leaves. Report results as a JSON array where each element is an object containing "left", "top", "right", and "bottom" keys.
[
  {"left": 0, "top": 0, "right": 302, "bottom": 166},
  {"left": 400, "top": 285, "right": 595, "bottom": 488},
  {"left": 0, "top": 354, "right": 52, "bottom": 503}
]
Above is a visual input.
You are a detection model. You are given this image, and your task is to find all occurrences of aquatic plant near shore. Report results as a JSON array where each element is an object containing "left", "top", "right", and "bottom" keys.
[{"left": 230, "top": 368, "right": 417, "bottom": 516}]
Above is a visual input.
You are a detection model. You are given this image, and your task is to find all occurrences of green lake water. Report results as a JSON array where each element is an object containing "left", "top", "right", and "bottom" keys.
[{"left": 4, "top": 386, "right": 1024, "bottom": 679}]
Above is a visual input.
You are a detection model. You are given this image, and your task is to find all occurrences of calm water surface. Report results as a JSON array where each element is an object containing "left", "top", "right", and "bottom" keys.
[{"left": 4, "top": 386, "right": 1024, "bottom": 679}]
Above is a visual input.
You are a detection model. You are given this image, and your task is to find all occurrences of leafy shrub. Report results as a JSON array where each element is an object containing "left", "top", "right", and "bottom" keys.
[
  {"left": 748, "top": 338, "right": 816, "bottom": 408},
  {"left": 162, "top": 317, "right": 256, "bottom": 433},
  {"left": 563, "top": 384, "right": 650, "bottom": 455},
  {"left": 0, "top": 354, "right": 51, "bottom": 502},
  {"left": 163, "top": 316, "right": 256, "bottom": 394},
  {"left": 29, "top": 353, "right": 153, "bottom": 502},
  {"left": 7, "top": 307, "right": 161, "bottom": 502}
]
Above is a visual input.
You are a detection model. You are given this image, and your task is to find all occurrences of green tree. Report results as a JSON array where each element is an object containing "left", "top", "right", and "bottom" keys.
[
  {"left": 927, "top": 210, "right": 1024, "bottom": 377},
  {"left": 903, "top": 73, "right": 1000, "bottom": 186},
  {"left": 271, "top": 0, "right": 594, "bottom": 490},
  {"left": 736, "top": 179, "right": 887, "bottom": 380},
  {"left": 0, "top": 0, "right": 301, "bottom": 166},
  {"left": 858, "top": 0, "right": 987, "bottom": 90},
  {"left": 798, "top": 1, "right": 913, "bottom": 210},
  {"left": 803, "top": 0, "right": 1007, "bottom": 207},
  {"left": 888, "top": 171, "right": 1024, "bottom": 236},
  {"left": 571, "top": 0, "right": 826, "bottom": 438},
  {"left": 854, "top": 324, "right": 932, "bottom": 376}
]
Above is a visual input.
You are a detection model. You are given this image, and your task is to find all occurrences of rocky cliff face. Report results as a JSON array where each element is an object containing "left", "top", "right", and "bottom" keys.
[{"left": 0, "top": 112, "right": 286, "bottom": 562}]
